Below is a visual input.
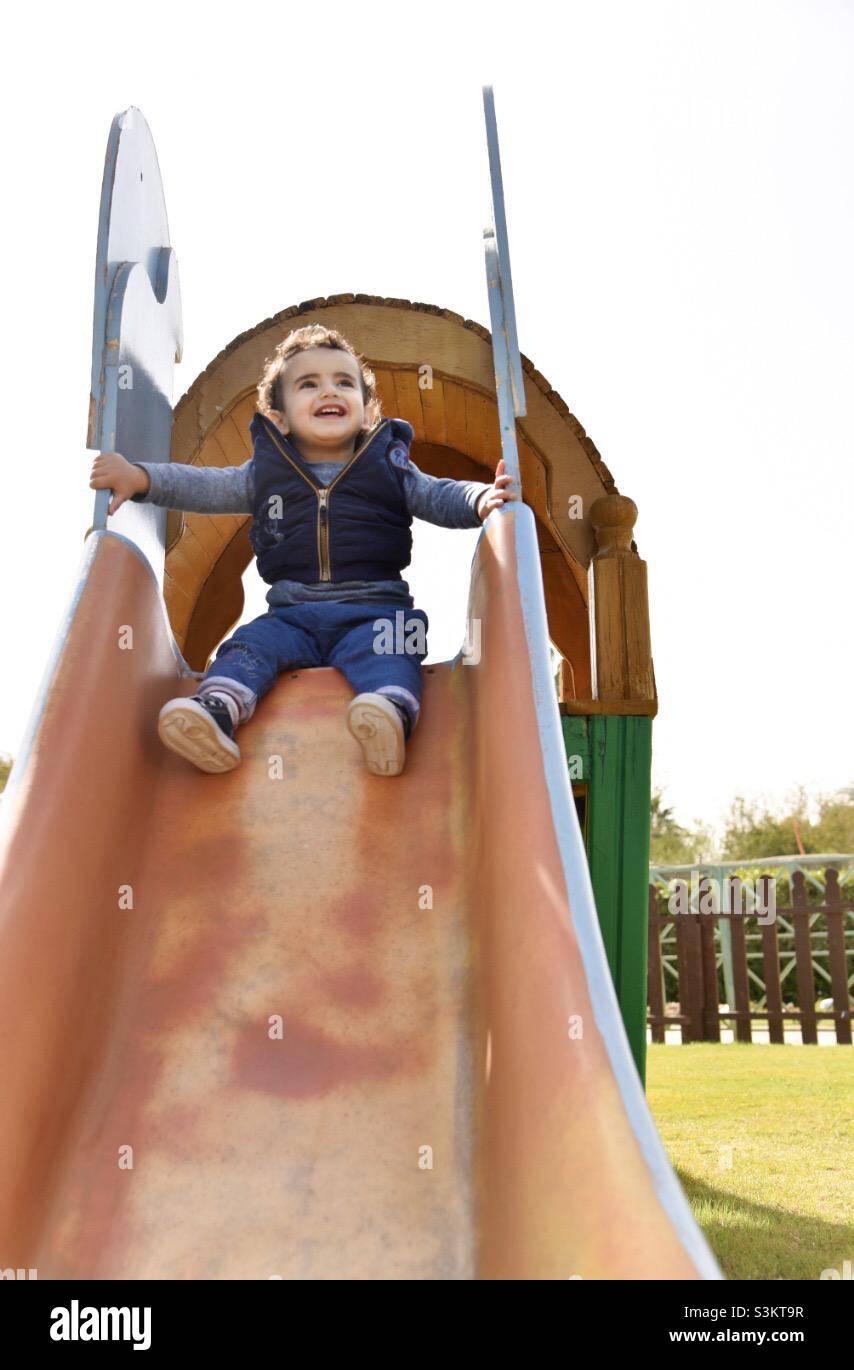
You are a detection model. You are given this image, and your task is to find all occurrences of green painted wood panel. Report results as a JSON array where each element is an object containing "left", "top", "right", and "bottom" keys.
[{"left": 561, "top": 714, "right": 652, "bottom": 1085}]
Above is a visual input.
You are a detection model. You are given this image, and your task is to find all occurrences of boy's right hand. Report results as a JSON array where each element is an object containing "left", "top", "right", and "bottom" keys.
[{"left": 89, "top": 451, "right": 150, "bottom": 515}]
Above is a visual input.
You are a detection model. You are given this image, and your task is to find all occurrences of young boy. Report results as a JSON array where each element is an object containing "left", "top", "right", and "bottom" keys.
[{"left": 90, "top": 324, "right": 517, "bottom": 776}]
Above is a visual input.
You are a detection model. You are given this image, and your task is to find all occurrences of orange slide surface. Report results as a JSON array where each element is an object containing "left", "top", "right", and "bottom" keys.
[{"left": 0, "top": 507, "right": 722, "bottom": 1279}]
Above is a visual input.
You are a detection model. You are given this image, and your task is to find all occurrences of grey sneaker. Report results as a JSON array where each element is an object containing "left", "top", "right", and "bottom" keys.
[{"left": 346, "top": 692, "right": 407, "bottom": 776}]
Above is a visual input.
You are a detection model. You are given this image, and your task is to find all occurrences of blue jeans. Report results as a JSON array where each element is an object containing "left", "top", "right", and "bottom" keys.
[{"left": 198, "top": 602, "right": 429, "bottom": 730}]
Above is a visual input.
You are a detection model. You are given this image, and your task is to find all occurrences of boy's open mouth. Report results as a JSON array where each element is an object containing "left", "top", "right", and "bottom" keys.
[{"left": 314, "top": 406, "right": 347, "bottom": 420}]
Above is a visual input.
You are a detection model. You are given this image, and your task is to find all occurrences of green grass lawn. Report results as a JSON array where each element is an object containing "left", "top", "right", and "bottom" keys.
[{"left": 646, "top": 1044, "right": 854, "bottom": 1280}]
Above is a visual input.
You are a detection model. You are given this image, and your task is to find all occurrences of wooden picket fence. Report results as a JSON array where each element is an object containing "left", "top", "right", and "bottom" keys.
[{"left": 647, "top": 867, "right": 853, "bottom": 1044}]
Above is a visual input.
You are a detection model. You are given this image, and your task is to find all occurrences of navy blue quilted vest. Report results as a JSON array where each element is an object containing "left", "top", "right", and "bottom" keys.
[{"left": 247, "top": 412, "right": 414, "bottom": 585}]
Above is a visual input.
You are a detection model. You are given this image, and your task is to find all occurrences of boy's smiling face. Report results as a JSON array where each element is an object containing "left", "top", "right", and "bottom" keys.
[{"left": 267, "top": 347, "right": 378, "bottom": 460}]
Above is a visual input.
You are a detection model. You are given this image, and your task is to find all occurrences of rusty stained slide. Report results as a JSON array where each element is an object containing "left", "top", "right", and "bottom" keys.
[{"left": 0, "top": 508, "right": 721, "bottom": 1280}]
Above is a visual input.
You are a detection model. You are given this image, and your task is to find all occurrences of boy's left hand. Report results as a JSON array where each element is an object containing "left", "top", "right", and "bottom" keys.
[{"left": 477, "top": 458, "right": 519, "bottom": 520}]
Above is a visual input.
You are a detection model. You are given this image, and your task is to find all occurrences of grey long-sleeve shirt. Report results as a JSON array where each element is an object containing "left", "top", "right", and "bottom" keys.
[{"left": 130, "top": 456, "right": 492, "bottom": 609}]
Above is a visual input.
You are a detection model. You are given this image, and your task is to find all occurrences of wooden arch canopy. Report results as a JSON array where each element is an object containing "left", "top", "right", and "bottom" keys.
[{"left": 165, "top": 294, "right": 618, "bottom": 696}]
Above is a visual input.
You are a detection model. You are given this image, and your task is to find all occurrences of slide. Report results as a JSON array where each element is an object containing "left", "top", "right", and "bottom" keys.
[{"left": 0, "top": 504, "right": 722, "bottom": 1279}]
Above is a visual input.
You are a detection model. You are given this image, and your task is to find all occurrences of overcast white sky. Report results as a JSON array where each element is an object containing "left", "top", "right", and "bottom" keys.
[{"left": 1, "top": 0, "right": 851, "bottom": 832}]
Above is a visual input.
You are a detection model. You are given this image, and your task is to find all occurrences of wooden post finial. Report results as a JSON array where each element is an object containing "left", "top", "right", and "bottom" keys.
[
  {"left": 586, "top": 492, "right": 656, "bottom": 710},
  {"left": 589, "top": 494, "right": 637, "bottom": 557}
]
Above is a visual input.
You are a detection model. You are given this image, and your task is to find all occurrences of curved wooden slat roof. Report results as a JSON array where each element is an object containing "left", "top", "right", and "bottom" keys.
[{"left": 165, "top": 294, "right": 617, "bottom": 693}]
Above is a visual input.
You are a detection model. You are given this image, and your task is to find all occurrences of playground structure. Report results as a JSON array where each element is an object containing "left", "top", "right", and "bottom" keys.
[{"left": 0, "top": 97, "right": 722, "bottom": 1278}]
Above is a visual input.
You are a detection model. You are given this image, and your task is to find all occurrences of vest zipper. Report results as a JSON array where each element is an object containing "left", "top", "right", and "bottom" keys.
[
  {"left": 319, "top": 420, "right": 391, "bottom": 580},
  {"left": 258, "top": 414, "right": 391, "bottom": 582},
  {"left": 318, "top": 488, "right": 329, "bottom": 579}
]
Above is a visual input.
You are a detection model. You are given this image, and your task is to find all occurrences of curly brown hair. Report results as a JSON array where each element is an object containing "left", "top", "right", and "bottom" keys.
[{"left": 256, "top": 325, "right": 383, "bottom": 433}]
